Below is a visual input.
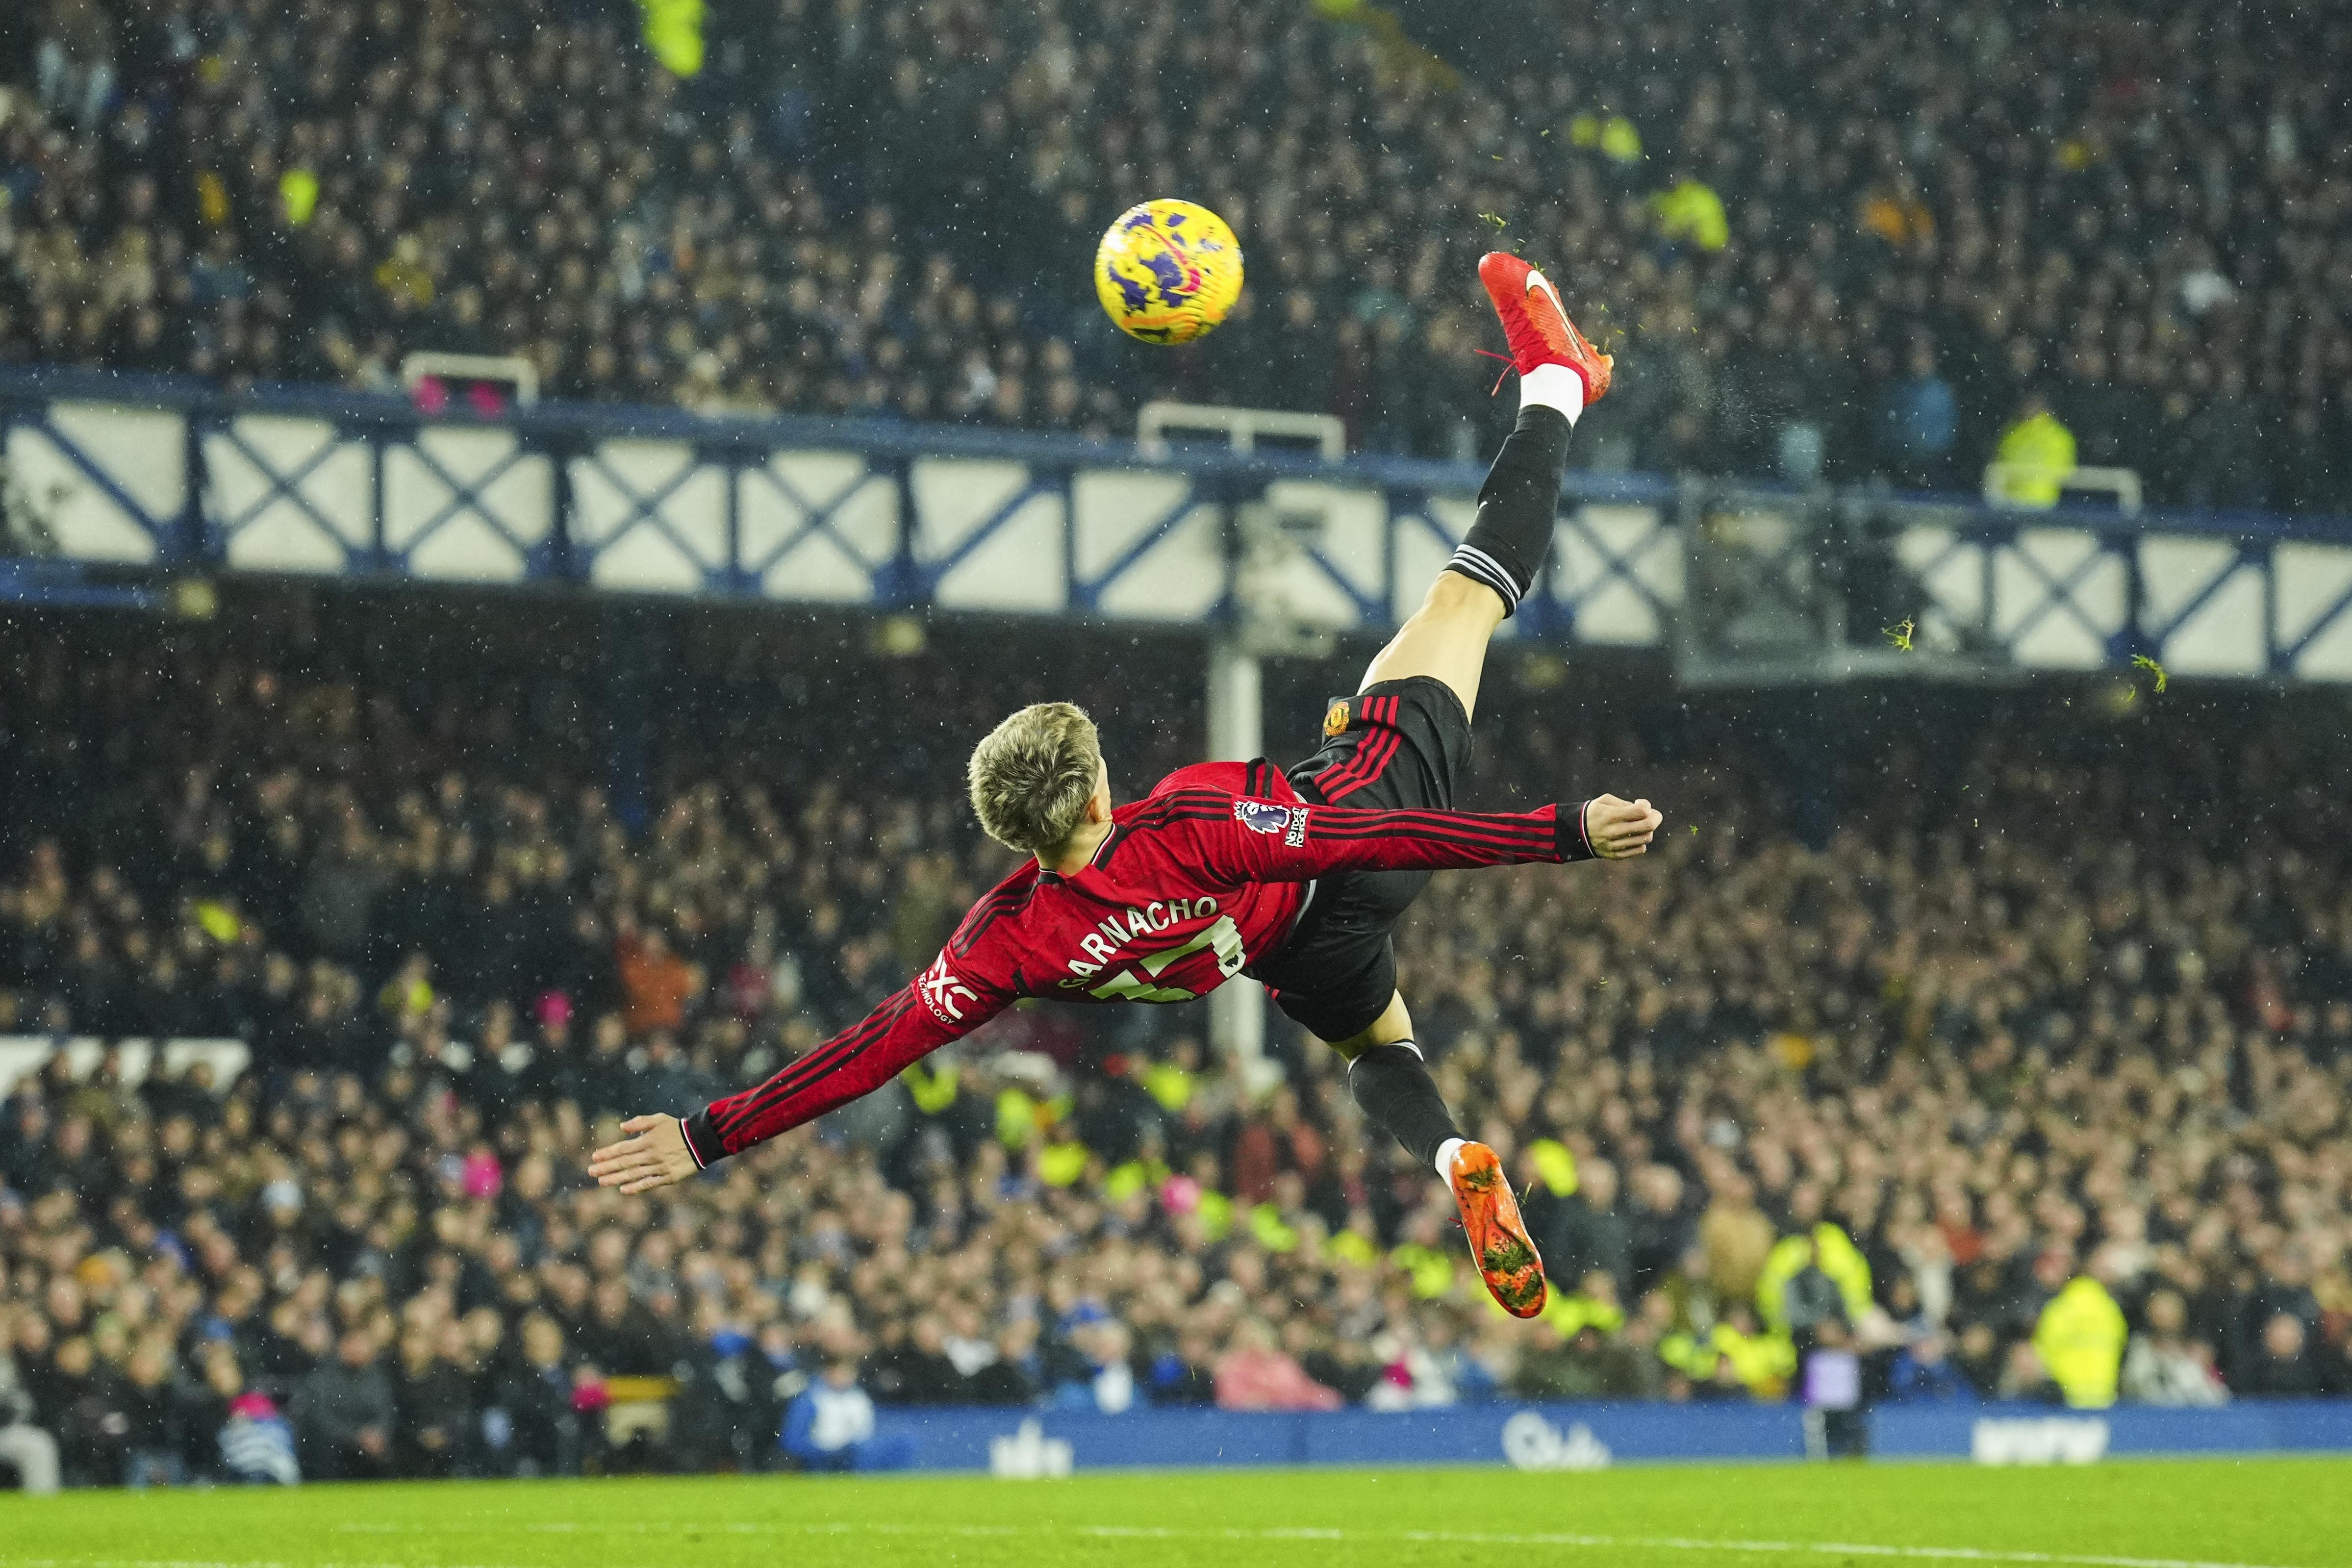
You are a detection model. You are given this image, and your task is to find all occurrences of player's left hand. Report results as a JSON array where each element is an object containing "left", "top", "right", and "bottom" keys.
[
  {"left": 1584, "top": 794, "right": 1662, "bottom": 859},
  {"left": 588, "top": 1115, "right": 697, "bottom": 1193}
]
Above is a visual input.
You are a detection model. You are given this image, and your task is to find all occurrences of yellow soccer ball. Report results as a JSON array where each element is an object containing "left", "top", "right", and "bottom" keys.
[{"left": 1093, "top": 199, "right": 1244, "bottom": 344}]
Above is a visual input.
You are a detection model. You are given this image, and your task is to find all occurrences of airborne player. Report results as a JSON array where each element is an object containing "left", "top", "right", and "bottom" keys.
[{"left": 591, "top": 255, "right": 1658, "bottom": 1318}]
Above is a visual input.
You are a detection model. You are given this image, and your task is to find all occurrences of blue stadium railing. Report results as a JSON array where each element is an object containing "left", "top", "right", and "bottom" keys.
[{"left": 4, "top": 364, "right": 2350, "bottom": 683}]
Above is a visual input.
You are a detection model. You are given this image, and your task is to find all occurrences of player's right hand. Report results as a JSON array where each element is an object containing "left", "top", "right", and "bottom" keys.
[
  {"left": 588, "top": 1114, "right": 698, "bottom": 1193},
  {"left": 1584, "top": 794, "right": 1662, "bottom": 859}
]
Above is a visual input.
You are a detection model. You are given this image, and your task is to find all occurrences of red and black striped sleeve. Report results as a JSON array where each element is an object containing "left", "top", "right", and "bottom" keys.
[
  {"left": 679, "top": 958, "right": 1010, "bottom": 1165},
  {"left": 1154, "top": 787, "right": 1597, "bottom": 884}
]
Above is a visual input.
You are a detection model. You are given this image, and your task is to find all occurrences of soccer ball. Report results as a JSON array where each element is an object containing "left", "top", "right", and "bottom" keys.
[{"left": 1093, "top": 199, "right": 1244, "bottom": 344}]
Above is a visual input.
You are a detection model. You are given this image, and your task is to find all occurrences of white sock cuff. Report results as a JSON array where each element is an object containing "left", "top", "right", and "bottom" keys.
[
  {"left": 1520, "top": 362, "right": 1585, "bottom": 425},
  {"left": 1434, "top": 1136, "right": 1467, "bottom": 1181},
  {"left": 1445, "top": 544, "right": 1522, "bottom": 612}
]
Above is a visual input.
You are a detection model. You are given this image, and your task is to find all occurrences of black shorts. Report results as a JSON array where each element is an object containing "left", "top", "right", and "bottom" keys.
[{"left": 1247, "top": 675, "right": 1474, "bottom": 1042}]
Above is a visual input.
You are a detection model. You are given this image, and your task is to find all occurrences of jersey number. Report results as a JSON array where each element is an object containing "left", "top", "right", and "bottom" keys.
[{"left": 1086, "top": 916, "right": 1246, "bottom": 1003}]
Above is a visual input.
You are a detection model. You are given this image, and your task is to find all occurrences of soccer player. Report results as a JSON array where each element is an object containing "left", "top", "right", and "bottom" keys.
[{"left": 590, "top": 254, "right": 1660, "bottom": 1317}]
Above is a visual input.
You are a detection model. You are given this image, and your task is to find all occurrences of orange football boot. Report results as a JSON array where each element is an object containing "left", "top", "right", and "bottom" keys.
[
  {"left": 1447, "top": 1140, "right": 1548, "bottom": 1318},
  {"left": 1477, "top": 252, "right": 1614, "bottom": 404}
]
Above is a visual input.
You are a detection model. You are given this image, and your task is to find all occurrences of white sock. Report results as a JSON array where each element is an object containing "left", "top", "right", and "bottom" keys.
[
  {"left": 1434, "top": 1136, "right": 1467, "bottom": 1181},
  {"left": 1520, "top": 362, "right": 1584, "bottom": 424}
]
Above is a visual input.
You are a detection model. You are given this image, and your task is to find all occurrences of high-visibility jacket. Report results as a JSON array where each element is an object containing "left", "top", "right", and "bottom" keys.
[
  {"left": 2034, "top": 1276, "right": 2127, "bottom": 1408},
  {"left": 1037, "top": 1139, "right": 1090, "bottom": 1188},
  {"left": 1542, "top": 1291, "right": 1625, "bottom": 1337},
  {"left": 1651, "top": 179, "right": 1729, "bottom": 252},
  {"left": 1249, "top": 1203, "right": 1301, "bottom": 1254},
  {"left": 902, "top": 1061, "right": 958, "bottom": 1114},
  {"left": 1391, "top": 1243, "right": 1455, "bottom": 1300},
  {"left": 1756, "top": 1224, "right": 1873, "bottom": 1332},
  {"left": 636, "top": 0, "right": 706, "bottom": 76},
  {"left": 1992, "top": 411, "right": 2078, "bottom": 507},
  {"left": 1102, "top": 1159, "right": 1167, "bottom": 1202},
  {"left": 1711, "top": 1324, "right": 1796, "bottom": 1396},
  {"left": 1141, "top": 1061, "right": 1195, "bottom": 1113},
  {"left": 1526, "top": 1138, "right": 1579, "bottom": 1196},
  {"left": 1660, "top": 1325, "right": 1795, "bottom": 1396}
]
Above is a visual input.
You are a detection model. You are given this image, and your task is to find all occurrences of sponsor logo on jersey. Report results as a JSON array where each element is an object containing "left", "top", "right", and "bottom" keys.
[
  {"left": 1233, "top": 799, "right": 1291, "bottom": 836},
  {"left": 1323, "top": 700, "right": 1350, "bottom": 737},
  {"left": 917, "top": 953, "right": 979, "bottom": 1023}
]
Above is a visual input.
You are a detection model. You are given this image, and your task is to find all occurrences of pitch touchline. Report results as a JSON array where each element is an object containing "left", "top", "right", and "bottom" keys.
[
  {"left": 1078, "top": 1526, "right": 2300, "bottom": 1568},
  {"left": 296, "top": 1519, "right": 2309, "bottom": 1568}
]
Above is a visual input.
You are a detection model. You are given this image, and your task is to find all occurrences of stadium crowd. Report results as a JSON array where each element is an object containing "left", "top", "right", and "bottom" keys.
[
  {"left": 1, "top": 0, "right": 2349, "bottom": 507},
  {"left": 1, "top": 612, "right": 2349, "bottom": 1487}
]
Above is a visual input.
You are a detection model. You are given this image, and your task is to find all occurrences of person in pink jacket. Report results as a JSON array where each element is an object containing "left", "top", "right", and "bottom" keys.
[{"left": 1214, "top": 1320, "right": 1342, "bottom": 1413}]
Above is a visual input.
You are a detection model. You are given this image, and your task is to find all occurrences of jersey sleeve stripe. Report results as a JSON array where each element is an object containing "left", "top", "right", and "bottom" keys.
[
  {"left": 720, "top": 1032, "right": 886, "bottom": 1147},
  {"left": 1308, "top": 819, "right": 1556, "bottom": 859},
  {"left": 727, "top": 995, "right": 910, "bottom": 1115},
  {"left": 713, "top": 992, "right": 917, "bottom": 1138},
  {"left": 1309, "top": 809, "right": 1556, "bottom": 850}
]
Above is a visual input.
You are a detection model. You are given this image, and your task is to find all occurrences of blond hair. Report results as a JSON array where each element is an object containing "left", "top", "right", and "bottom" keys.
[{"left": 967, "top": 702, "right": 1102, "bottom": 854}]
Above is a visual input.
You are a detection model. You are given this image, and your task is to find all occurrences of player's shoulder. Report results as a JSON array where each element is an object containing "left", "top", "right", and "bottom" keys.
[
  {"left": 1125, "top": 759, "right": 1298, "bottom": 826},
  {"left": 945, "top": 859, "right": 1044, "bottom": 958}
]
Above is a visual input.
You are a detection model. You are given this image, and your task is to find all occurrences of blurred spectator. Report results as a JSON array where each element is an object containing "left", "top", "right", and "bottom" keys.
[
  {"left": 2116, "top": 1294, "right": 2224, "bottom": 1411},
  {"left": 1987, "top": 393, "right": 2076, "bottom": 509},
  {"left": 617, "top": 926, "right": 698, "bottom": 1037},
  {"left": 1885, "top": 1332, "right": 1973, "bottom": 1405},
  {"left": 781, "top": 1357, "right": 915, "bottom": 1472},
  {"left": 0, "top": 1341, "right": 61, "bottom": 1493},
  {"left": 295, "top": 1330, "right": 394, "bottom": 1482},
  {"left": 2236, "top": 1314, "right": 2336, "bottom": 1400},
  {"left": 213, "top": 1366, "right": 301, "bottom": 1487},
  {"left": 2032, "top": 1263, "right": 2129, "bottom": 1411},
  {"left": 486, "top": 1315, "right": 580, "bottom": 1478},
  {"left": 1214, "top": 1319, "right": 1342, "bottom": 1413},
  {"left": 1877, "top": 342, "right": 1958, "bottom": 490}
]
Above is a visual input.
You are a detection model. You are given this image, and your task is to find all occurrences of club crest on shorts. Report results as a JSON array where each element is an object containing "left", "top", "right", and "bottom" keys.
[
  {"left": 1323, "top": 700, "right": 1350, "bottom": 737},
  {"left": 1233, "top": 799, "right": 1291, "bottom": 836}
]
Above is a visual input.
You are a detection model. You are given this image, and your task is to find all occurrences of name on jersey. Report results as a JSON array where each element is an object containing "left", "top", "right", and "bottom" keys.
[
  {"left": 1057, "top": 895, "right": 1222, "bottom": 985},
  {"left": 1235, "top": 798, "right": 1308, "bottom": 846}
]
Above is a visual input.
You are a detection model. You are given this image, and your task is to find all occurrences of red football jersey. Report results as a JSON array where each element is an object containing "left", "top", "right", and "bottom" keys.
[{"left": 680, "top": 760, "right": 1595, "bottom": 1164}]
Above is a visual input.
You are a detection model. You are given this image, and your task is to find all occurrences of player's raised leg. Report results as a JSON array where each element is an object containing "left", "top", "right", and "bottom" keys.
[
  {"left": 1326, "top": 253, "right": 1616, "bottom": 1318},
  {"left": 1358, "top": 253, "right": 1615, "bottom": 722}
]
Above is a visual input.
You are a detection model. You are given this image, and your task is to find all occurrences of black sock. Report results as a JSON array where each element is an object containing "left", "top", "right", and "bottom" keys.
[
  {"left": 1347, "top": 1041, "right": 1463, "bottom": 1169},
  {"left": 1443, "top": 405, "right": 1574, "bottom": 616}
]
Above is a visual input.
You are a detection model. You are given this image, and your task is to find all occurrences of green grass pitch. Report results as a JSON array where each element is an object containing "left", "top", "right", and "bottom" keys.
[{"left": 4, "top": 1460, "right": 2346, "bottom": 1568}]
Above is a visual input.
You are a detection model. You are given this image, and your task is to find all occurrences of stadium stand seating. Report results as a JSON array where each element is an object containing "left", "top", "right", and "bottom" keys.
[
  {"left": 1, "top": 0, "right": 2349, "bottom": 506},
  {"left": 1, "top": 599, "right": 2348, "bottom": 1484}
]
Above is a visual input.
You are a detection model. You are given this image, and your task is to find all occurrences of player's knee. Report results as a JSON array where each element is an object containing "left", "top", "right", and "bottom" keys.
[
  {"left": 1327, "top": 992, "right": 1414, "bottom": 1059},
  {"left": 1424, "top": 568, "right": 1507, "bottom": 622}
]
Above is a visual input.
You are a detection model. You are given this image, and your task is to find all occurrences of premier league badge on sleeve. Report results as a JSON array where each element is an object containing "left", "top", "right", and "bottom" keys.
[{"left": 1233, "top": 799, "right": 1292, "bottom": 836}]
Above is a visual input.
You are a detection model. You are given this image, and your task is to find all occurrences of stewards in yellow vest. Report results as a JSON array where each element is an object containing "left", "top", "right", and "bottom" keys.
[
  {"left": 1651, "top": 177, "right": 1730, "bottom": 253},
  {"left": 1756, "top": 1223, "right": 1873, "bottom": 1334},
  {"left": 636, "top": 0, "right": 707, "bottom": 75},
  {"left": 1991, "top": 394, "right": 2078, "bottom": 508},
  {"left": 2034, "top": 1273, "right": 2128, "bottom": 1408}
]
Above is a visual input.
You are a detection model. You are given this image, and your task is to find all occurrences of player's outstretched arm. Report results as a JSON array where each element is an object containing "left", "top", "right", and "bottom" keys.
[{"left": 1171, "top": 786, "right": 1662, "bottom": 881}]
